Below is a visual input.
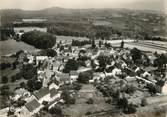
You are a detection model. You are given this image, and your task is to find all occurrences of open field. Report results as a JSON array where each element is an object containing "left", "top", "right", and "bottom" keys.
[
  {"left": 0, "top": 39, "right": 39, "bottom": 56},
  {"left": 107, "top": 39, "right": 167, "bottom": 53},
  {"left": 125, "top": 42, "right": 167, "bottom": 53},
  {"left": 56, "top": 36, "right": 89, "bottom": 43},
  {"left": 14, "top": 27, "right": 47, "bottom": 33},
  {"left": 93, "top": 20, "right": 111, "bottom": 26},
  {"left": 62, "top": 84, "right": 113, "bottom": 116}
]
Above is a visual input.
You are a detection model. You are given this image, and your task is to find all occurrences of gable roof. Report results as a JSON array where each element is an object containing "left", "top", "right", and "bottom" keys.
[
  {"left": 25, "top": 99, "right": 40, "bottom": 112},
  {"left": 143, "top": 66, "right": 157, "bottom": 72},
  {"left": 70, "top": 70, "right": 79, "bottom": 76},
  {"left": 50, "top": 88, "right": 58, "bottom": 98},
  {"left": 34, "top": 88, "right": 50, "bottom": 100},
  {"left": 59, "top": 74, "right": 70, "bottom": 81}
]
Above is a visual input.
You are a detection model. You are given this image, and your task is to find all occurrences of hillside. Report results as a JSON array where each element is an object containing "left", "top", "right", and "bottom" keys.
[{"left": 0, "top": 7, "right": 166, "bottom": 36}]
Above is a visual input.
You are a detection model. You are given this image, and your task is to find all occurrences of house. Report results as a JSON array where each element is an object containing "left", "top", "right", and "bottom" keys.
[
  {"left": 33, "top": 88, "right": 50, "bottom": 103},
  {"left": 69, "top": 70, "right": 79, "bottom": 82},
  {"left": 48, "top": 98, "right": 61, "bottom": 109},
  {"left": 53, "top": 62, "right": 61, "bottom": 71},
  {"left": 49, "top": 83, "right": 59, "bottom": 90},
  {"left": 143, "top": 66, "right": 157, "bottom": 73},
  {"left": 59, "top": 73, "right": 70, "bottom": 84},
  {"left": 25, "top": 99, "right": 42, "bottom": 114},
  {"left": 36, "top": 56, "right": 48, "bottom": 65},
  {"left": 49, "top": 88, "right": 61, "bottom": 102}
]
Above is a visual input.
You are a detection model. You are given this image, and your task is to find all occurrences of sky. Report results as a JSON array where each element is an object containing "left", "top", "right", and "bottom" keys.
[{"left": 0, "top": 0, "right": 166, "bottom": 12}]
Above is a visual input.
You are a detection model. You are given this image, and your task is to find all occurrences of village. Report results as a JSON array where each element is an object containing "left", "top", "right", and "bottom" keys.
[{"left": 0, "top": 35, "right": 167, "bottom": 117}]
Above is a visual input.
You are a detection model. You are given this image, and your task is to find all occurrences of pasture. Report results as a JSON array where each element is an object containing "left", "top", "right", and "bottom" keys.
[{"left": 0, "top": 39, "right": 39, "bottom": 56}]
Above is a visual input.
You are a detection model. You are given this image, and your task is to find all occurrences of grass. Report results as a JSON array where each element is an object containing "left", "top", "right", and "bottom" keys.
[
  {"left": 56, "top": 36, "right": 89, "bottom": 43},
  {"left": 62, "top": 84, "right": 112, "bottom": 116},
  {"left": 0, "top": 39, "right": 39, "bottom": 56}
]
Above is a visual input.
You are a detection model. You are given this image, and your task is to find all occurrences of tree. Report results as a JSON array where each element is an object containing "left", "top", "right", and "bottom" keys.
[
  {"left": 61, "top": 90, "right": 76, "bottom": 105},
  {"left": 130, "top": 48, "right": 142, "bottom": 64},
  {"left": 11, "top": 75, "right": 16, "bottom": 82},
  {"left": 117, "top": 97, "right": 128, "bottom": 109},
  {"left": 154, "top": 54, "right": 167, "bottom": 68},
  {"left": 17, "top": 99, "right": 26, "bottom": 107},
  {"left": 0, "top": 63, "right": 11, "bottom": 70},
  {"left": 91, "top": 38, "right": 96, "bottom": 48},
  {"left": 22, "top": 64, "right": 37, "bottom": 79},
  {"left": 46, "top": 49, "right": 57, "bottom": 57},
  {"left": 21, "top": 31, "right": 56, "bottom": 49},
  {"left": 98, "top": 40, "right": 102, "bottom": 48},
  {"left": 15, "top": 72, "right": 22, "bottom": 80},
  {"left": 1, "top": 76, "right": 8, "bottom": 84},
  {"left": 123, "top": 103, "right": 137, "bottom": 114},
  {"left": 73, "top": 83, "right": 82, "bottom": 91},
  {"left": 124, "top": 85, "right": 136, "bottom": 94},
  {"left": 20, "top": 82, "right": 26, "bottom": 88},
  {"left": 120, "top": 40, "right": 124, "bottom": 48},
  {"left": 86, "top": 98, "right": 94, "bottom": 104},
  {"left": 27, "top": 79, "right": 42, "bottom": 92},
  {"left": 77, "top": 71, "right": 93, "bottom": 84},
  {"left": 0, "top": 85, "right": 10, "bottom": 96},
  {"left": 141, "top": 98, "right": 147, "bottom": 106},
  {"left": 63, "top": 59, "right": 79, "bottom": 73},
  {"left": 146, "top": 83, "right": 157, "bottom": 94},
  {"left": 49, "top": 106, "right": 62, "bottom": 115}
]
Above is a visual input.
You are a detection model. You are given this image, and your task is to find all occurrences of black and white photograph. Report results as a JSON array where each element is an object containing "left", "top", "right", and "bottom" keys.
[{"left": 0, "top": 0, "right": 167, "bottom": 117}]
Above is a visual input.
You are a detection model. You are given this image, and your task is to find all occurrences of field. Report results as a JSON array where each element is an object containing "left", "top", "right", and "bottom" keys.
[
  {"left": 0, "top": 39, "right": 39, "bottom": 56},
  {"left": 125, "top": 41, "right": 167, "bottom": 53},
  {"left": 107, "top": 39, "right": 167, "bottom": 53},
  {"left": 93, "top": 20, "right": 111, "bottom": 26},
  {"left": 62, "top": 84, "right": 112, "bottom": 116},
  {"left": 56, "top": 36, "right": 89, "bottom": 43},
  {"left": 14, "top": 27, "right": 47, "bottom": 33}
]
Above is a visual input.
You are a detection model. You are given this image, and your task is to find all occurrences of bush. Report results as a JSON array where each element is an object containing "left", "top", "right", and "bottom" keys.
[
  {"left": 77, "top": 71, "right": 93, "bottom": 84},
  {"left": 123, "top": 104, "right": 137, "bottom": 114},
  {"left": 0, "top": 85, "right": 10, "bottom": 96},
  {"left": 49, "top": 106, "right": 62, "bottom": 115},
  {"left": 86, "top": 98, "right": 94, "bottom": 104},
  {"left": 63, "top": 59, "right": 79, "bottom": 73},
  {"left": 27, "top": 78, "right": 42, "bottom": 92},
  {"left": 124, "top": 85, "right": 136, "bottom": 94},
  {"left": 73, "top": 83, "right": 82, "bottom": 91},
  {"left": 72, "top": 40, "right": 91, "bottom": 46},
  {"left": 141, "top": 98, "right": 147, "bottom": 106},
  {"left": 85, "top": 111, "right": 92, "bottom": 115},
  {"left": 0, "top": 63, "right": 11, "bottom": 70},
  {"left": 130, "top": 48, "right": 142, "bottom": 64},
  {"left": 21, "top": 31, "right": 56, "bottom": 49},
  {"left": 61, "top": 90, "right": 76, "bottom": 105},
  {"left": 22, "top": 64, "right": 37, "bottom": 79},
  {"left": 1, "top": 76, "right": 8, "bottom": 84},
  {"left": 39, "top": 49, "right": 57, "bottom": 57}
]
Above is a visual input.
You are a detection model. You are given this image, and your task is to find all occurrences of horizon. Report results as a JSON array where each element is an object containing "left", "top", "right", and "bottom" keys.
[{"left": 0, "top": 0, "right": 166, "bottom": 13}]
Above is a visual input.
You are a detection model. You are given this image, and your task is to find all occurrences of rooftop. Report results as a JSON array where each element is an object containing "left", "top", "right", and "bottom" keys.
[
  {"left": 70, "top": 70, "right": 79, "bottom": 76},
  {"left": 25, "top": 99, "right": 40, "bottom": 112},
  {"left": 34, "top": 88, "right": 50, "bottom": 100},
  {"left": 50, "top": 88, "right": 58, "bottom": 98}
]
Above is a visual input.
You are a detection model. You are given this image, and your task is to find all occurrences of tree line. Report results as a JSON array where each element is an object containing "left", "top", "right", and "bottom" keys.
[{"left": 21, "top": 30, "right": 56, "bottom": 49}]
